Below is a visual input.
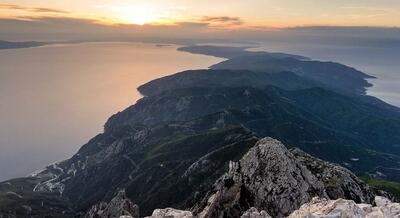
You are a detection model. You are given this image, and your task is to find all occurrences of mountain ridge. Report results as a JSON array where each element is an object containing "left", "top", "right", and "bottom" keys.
[{"left": 1, "top": 45, "right": 399, "bottom": 217}]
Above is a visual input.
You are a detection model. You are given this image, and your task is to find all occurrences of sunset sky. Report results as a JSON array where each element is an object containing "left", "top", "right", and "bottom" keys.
[{"left": 1, "top": 0, "right": 400, "bottom": 28}]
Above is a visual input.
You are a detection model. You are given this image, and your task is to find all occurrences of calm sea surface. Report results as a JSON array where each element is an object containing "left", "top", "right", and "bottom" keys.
[{"left": 0, "top": 42, "right": 222, "bottom": 181}]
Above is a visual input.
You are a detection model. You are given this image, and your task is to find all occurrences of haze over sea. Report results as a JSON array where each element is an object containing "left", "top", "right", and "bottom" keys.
[{"left": 0, "top": 42, "right": 222, "bottom": 181}]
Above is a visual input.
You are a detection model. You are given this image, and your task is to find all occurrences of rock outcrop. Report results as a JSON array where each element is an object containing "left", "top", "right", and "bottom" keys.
[
  {"left": 85, "top": 190, "right": 139, "bottom": 218},
  {"left": 145, "top": 208, "right": 194, "bottom": 218},
  {"left": 241, "top": 207, "right": 272, "bottom": 218},
  {"left": 115, "top": 196, "right": 399, "bottom": 218},
  {"left": 195, "top": 137, "right": 374, "bottom": 218},
  {"left": 289, "top": 196, "right": 400, "bottom": 218}
]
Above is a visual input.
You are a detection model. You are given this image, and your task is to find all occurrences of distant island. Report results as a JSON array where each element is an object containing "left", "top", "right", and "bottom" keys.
[{"left": 0, "top": 40, "right": 48, "bottom": 50}]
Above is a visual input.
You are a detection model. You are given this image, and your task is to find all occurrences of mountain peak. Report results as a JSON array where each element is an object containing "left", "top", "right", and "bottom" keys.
[
  {"left": 85, "top": 190, "right": 139, "bottom": 218},
  {"left": 195, "top": 137, "right": 374, "bottom": 218}
]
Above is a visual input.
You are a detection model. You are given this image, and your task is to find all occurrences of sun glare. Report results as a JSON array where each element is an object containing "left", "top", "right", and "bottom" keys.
[{"left": 116, "top": 5, "right": 160, "bottom": 25}]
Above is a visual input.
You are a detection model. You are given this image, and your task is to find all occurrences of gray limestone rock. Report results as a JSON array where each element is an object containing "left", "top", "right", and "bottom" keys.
[
  {"left": 195, "top": 137, "right": 374, "bottom": 218},
  {"left": 288, "top": 196, "right": 400, "bottom": 218},
  {"left": 85, "top": 190, "right": 139, "bottom": 218}
]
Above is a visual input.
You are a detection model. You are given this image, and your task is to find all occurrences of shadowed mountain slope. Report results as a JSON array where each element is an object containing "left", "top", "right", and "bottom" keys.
[{"left": 1, "top": 46, "right": 399, "bottom": 217}]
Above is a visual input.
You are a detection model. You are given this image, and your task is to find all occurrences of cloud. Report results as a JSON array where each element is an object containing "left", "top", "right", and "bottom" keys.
[
  {"left": 0, "top": 4, "right": 26, "bottom": 10},
  {"left": 201, "top": 16, "right": 243, "bottom": 26},
  {"left": 0, "top": 16, "right": 214, "bottom": 41},
  {"left": 1, "top": 13, "right": 399, "bottom": 43},
  {"left": 341, "top": 6, "right": 395, "bottom": 13},
  {"left": 174, "top": 21, "right": 210, "bottom": 28},
  {"left": 0, "top": 3, "right": 69, "bottom": 14},
  {"left": 31, "top": 7, "right": 68, "bottom": 14},
  {"left": 337, "top": 6, "right": 398, "bottom": 20}
]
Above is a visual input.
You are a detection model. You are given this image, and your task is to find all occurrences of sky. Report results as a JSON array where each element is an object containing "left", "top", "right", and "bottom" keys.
[
  {"left": 1, "top": 0, "right": 400, "bottom": 27},
  {"left": 0, "top": 0, "right": 399, "bottom": 42}
]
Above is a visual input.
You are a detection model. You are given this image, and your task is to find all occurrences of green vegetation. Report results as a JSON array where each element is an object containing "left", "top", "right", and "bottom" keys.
[
  {"left": 362, "top": 177, "right": 400, "bottom": 199},
  {"left": 2, "top": 45, "right": 400, "bottom": 217}
]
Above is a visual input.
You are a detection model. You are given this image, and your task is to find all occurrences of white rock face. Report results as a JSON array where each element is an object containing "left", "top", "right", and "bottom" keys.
[
  {"left": 375, "top": 196, "right": 392, "bottom": 207},
  {"left": 241, "top": 207, "right": 272, "bottom": 218},
  {"left": 146, "top": 208, "right": 194, "bottom": 218},
  {"left": 288, "top": 196, "right": 400, "bottom": 218}
]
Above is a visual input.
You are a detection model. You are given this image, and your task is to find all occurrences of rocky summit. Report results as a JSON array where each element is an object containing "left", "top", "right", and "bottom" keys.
[
  {"left": 289, "top": 196, "right": 400, "bottom": 218},
  {"left": 193, "top": 138, "right": 374, "bottom": 218},
  {"left": 142, "top": 196, "right": 400, "bottom": 218},
  {"left": 81, "top": 137, "right": 393, "bottom": 218},
  {"left": 145, "top": 208, "right": 194, "bottom": 218},
  {"left": 240, "top": 207, "right": 272, "bottom": 218},
  {"left": 85, "top": 190, "right": 139, "bottom": 218}
]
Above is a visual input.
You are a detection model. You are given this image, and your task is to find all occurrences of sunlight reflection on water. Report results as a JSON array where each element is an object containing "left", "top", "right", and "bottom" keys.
[{"left": 0, "top": 42, "right": 223, "bottom": 181}]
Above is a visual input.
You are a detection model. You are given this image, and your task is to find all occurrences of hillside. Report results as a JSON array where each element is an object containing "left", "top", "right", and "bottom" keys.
[{"left": 1, "top": 46, "right": 399, "bottom": 217}]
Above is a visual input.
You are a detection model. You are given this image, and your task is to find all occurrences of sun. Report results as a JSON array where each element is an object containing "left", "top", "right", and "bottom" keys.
[{"left": 116, "top": 5, "right": 160, "bottom": 25}]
